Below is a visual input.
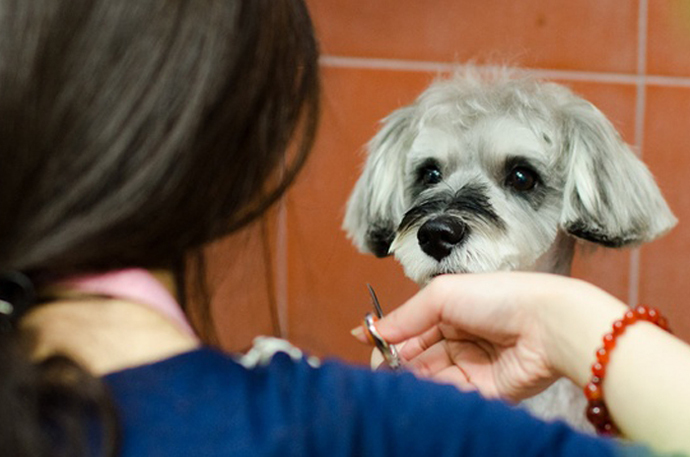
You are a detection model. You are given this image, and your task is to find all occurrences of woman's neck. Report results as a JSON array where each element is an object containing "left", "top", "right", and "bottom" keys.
[{"left": 20, "top": 269, "right": 200, "bottom": 375}]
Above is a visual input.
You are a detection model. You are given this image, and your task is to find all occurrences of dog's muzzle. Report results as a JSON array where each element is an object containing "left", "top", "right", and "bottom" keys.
[{"left": 417, "top": 215, "right": 469, "bottom": 261}]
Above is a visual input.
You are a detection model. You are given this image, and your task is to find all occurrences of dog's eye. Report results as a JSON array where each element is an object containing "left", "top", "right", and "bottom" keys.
[
  {"left": 506, "top": 167, "right": 538, "bottom": 191},
  {"left": 418, "top": 165, "right": 443, "bottom": 186}
]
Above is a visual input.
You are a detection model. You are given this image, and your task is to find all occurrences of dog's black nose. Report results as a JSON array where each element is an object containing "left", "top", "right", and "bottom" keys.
[{"left": 417, "top": 216, "right": 468, "bottom": 261}]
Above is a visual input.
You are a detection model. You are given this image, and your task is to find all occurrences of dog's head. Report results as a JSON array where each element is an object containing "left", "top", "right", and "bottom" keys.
[{"left": 343, "top": 69, "right": 677, "bottom": 284}]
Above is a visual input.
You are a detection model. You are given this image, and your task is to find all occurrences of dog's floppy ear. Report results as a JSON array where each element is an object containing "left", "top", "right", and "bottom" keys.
[
  {"left": 343, "top": 106, "right": 417, "bottom": 257},
  {"left": 559, "top": 99, "right": 676, "bottom": 247}
]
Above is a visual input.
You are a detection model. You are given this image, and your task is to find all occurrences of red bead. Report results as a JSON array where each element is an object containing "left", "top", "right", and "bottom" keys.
[
  {"left": 634, "top": 305, "right": 649, "bottom": 318},
  {"left": 591, "top": 362, "right": 606, "bottom": 378},
  {"left": 611, "top": 319, "right": 625, "bottom": 336},
  {"left": 602, "top": 333, "right": 616, "bottom": 351},
  {"left": 584, "top": 382, "right": 603, "bottom": 401},
  {"left": 599, "top": 422, "right": 620, "bottom": 436},
  {"left": 658, "top": 316, "right": 669, "bottom": 331},
  {"left": 596, "top": 347, "right": 609, "bottom": 365},
  {"left": 647, "top": 308, "right": 660, "bottom": 324},
  {"left": 586, "top": 401, "right": 609, "bottom": 427},
  {"left": 622, "top": 310, "right": 637, "bottom": 325}
]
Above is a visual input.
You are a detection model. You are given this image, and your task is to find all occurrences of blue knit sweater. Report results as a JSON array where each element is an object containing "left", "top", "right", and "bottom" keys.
[{"left": 103, "top": 347, "right": 653, "bottom": 457}]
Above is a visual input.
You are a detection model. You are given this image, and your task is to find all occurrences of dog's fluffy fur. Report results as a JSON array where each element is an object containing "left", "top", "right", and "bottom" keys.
[{"left": 343, "top": 68, "right": 677, "bottom": 430}]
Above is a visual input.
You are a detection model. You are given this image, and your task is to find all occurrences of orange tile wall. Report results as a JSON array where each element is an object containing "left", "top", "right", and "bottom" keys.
[{"left": 211, "top": 0, "right": 690, "bottom": 364}]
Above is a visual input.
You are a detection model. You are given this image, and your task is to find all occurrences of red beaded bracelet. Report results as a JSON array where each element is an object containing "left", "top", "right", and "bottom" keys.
[{"left": 584, "top": 305, "right": 671, "bottom": 436}]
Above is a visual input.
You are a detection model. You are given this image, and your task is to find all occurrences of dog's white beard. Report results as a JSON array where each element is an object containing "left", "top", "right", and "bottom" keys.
[{"left": 392, "top": 231, "right": 523, "bottom": 284}]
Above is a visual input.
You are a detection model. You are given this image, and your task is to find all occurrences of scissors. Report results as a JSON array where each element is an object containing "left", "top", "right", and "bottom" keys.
[{"left": 362, "top": 284, "right": 402, "bottom": 370}]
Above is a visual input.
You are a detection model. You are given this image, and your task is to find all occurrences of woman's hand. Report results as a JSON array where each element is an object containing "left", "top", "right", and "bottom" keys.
[
  {"left": 356, "top": 273, "right": 624, "bottom": 403},
  {"left": 357, "top": 272, "right": 690, "bottom": 454}
]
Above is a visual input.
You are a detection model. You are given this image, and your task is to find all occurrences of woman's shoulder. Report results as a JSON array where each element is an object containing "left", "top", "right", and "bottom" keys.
[
  {"left": 102, "top": 336, "right": 358, "bottom": 390},
  {"left": 102, "top": 338, "right": 392, "bottom": 456}
]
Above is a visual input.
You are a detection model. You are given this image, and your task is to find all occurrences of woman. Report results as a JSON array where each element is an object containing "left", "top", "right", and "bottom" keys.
[
  {"left": 1, "top": 1, "right": 317, "bottom": 455},
  {"left": 0, "top": 1, "right": 674, "bottom": 456}
]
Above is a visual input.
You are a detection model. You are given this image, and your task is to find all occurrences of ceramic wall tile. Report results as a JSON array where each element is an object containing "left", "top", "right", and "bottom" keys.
[
  {"left": 307, "top": 0, "right": 639, "bottom": 72},
  {"left": 639, "top": 85, "right": 690, "bottom": 342},
  {"left": 648, "top": 0, "right": 690, "bottom": 76}
]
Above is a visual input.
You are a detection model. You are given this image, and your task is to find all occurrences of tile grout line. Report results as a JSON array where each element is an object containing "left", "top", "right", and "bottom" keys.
[
  {"left": 628, "top": 0, "right": 649, "bottom": 307},
  {"left": 275, "top": 197, "right": 289, "bottom": 339},
  {"left": 321, "top": 55, "right": 690, "bottom": 87}
]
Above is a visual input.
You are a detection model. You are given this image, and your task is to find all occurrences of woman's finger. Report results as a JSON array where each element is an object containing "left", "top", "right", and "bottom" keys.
[
  {"left": 350, "top": 281, "right": 447, "bottom": 345},
  {"left": 397, "top": 326, "right": 444, "bottom": 361},
  {"left": 373, "top": 277, "right": 457, "bottom": 344},
  {"left": 405, "top": 339, "right": 457, "bottom": 378},
  {"left": 399, "top": 324, "right": 480, "bottom": 360}
]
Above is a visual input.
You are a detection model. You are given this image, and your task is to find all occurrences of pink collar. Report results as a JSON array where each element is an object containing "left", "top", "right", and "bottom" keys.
[{"left": 62, "top": 268, "right": 198, "bottom": 339}]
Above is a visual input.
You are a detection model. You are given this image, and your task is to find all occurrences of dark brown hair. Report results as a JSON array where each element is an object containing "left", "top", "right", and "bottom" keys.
[{"left": 0, "top": 0, "right": 319, "bottom": 455}]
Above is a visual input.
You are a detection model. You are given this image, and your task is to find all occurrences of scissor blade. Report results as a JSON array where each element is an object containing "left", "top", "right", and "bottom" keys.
[{"left": 366, "top": 283, "right": 384, "bottom": 318}]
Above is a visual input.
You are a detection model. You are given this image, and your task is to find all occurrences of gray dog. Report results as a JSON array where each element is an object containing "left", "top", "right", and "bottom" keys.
[{"left": 343, "top": 68, "right": 676, "bottom": 430}]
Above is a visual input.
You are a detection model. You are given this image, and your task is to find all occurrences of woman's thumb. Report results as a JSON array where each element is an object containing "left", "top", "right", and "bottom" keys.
[{"left": 352, "top": 279, "right": 448, "bottom": 345}]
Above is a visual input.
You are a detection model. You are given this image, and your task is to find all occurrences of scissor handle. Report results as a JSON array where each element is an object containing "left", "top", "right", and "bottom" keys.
[{"left": 363, "top": 312, "right": 401, "bottom": 370}]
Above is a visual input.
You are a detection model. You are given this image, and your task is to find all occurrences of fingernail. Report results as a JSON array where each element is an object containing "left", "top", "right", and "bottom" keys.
[{"left": 350, "top": 326, "right": 367, "bottom": 343}]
